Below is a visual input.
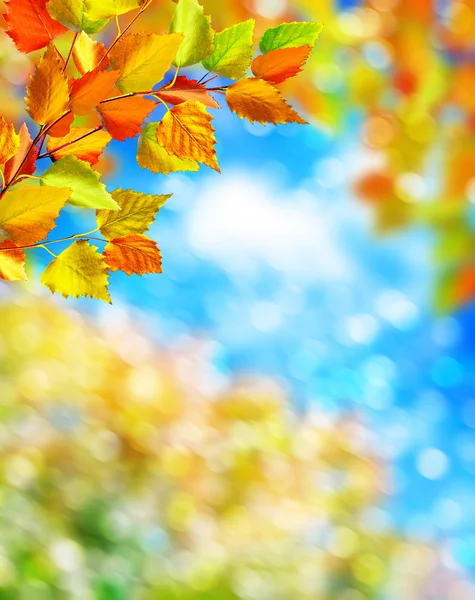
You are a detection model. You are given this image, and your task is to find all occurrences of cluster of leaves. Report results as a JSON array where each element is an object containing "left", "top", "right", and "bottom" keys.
[{"left": 0, "top": 0, "right": 322, "bottom": 302}]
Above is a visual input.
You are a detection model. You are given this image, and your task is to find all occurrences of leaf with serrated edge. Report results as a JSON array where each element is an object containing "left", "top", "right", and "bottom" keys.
[
  {"left": 156, "top": 76, "right": 220, "bottom": 109},
  {"left": 0, "top": 186, "right": 70, "bottom": 245},
  {"left": 137, "top": 123, "right": 199, "bottom": 175},
  {"left": 103, "top": 234, "right": 162, "bottom": 275},
  {"left": 251, "top": 46, "right": 312, "bottom": 84},
  {"left": 0, "top": 241, "right": 27, "bottom": 282},
  {"left": 97, "top": 188, "right": 171, "bottom": 240},
  {"left": 47, "top": 128, "right": 112, "bottom": 165},
  {"left": 26, "top": 44, "right": 70, "bottom": 126},
  {"left": 0, "top": 118, "right": 20, "bottom": 165},
  {"left": 109, "top": 33, "right": 183, "bottom": 93},
  {"left": 156, "top": 100, "right": 219, "bottom": 171},
  {"left": 259, "top": 21, "right": 324, "bottom": 53},
  {"left": 202, "top": 19, "right": 255, "bottom": 80},
  {"left": 41, "top": 156, "right": 119, "bottom": 210},
  {"left": 170, "top": 0, "right": 214, "bottom": 67},
  {"left": 226, "top": 77, "right": 307, "bottom": 125},
  {"left": 40, "top": 240, "right": 111, "bottom": 302},
  {"left": 5, "top": 0, "right": 68, "bottom": 54},
  {"left": 70, "top": 69, "right": 120, "bottom": 116},
  {"left": 3, "top": 124, "right": 36, "bottom": 186},
  {"left": 85, "top": 0, "right": 142, "bottom": 21},
  {"left": 98, "top": 96, "right": 156, "bottom": 141},
  {"left": 73, "top": 32, "right": 109, "bottom": 75},
  {"left": 46, "top": 0, "right": 108, "bottom": 33}
]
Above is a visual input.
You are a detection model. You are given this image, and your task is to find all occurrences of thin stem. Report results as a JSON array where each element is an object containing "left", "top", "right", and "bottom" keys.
[
  {"left": 0, "top": 170, "right": 4, "bottom": 189},
  {"left": 197, "top": 71, "right": 210, "bottom": 84},
  {"left": 0, "top": 127, "right": 43, "bottom": 199},
  {"left": 165, "top": 66, "right": 180, "bottom": 89},
  {"left": 6, "top": 232, "right": 106, "bottom": 252},
  {"left": 37, "top": 126, "right": 104, "bottom": 160},
  {"left": 202, "top": 74, "right": 218, "bottom": 86},
  {"left": 38, "top": 245, "right": 57, "bottom": 257},
  {"left": 63, "top": 32, "right": 78, "bottom": 73},
  {"left": 97, "top": 0, "right": 153, "bottom": 68},
  {"left": 115, "top": 14, "right": 121, "bottom": 36},
  {"left": 154, "top": 95, "right": 170, "bottom": 112}
]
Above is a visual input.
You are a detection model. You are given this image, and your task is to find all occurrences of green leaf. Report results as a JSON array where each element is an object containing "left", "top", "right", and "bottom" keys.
[
  {"left": 259, "top": 21, "right": 324, "bottom": 53},
  {"left": 169, "top": 0, "right": 214, "bottom": 67},
  {"left": 46, "top": 0, "right": 108, "bottom": 33},
  {"left": 202, "top": 19, "right": 255, "bottom": 80},
  {"left": 41, "top": 156, "right": 120, "bottom": 210},
  {"left": 137, "top": 123, "right": 199, "bottom": 175},
  {"left": 85, "top": 0, "right": 142, "bottom": 21}
]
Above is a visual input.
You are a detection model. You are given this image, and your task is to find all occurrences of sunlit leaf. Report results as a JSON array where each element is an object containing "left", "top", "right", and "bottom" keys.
[
  {"left": 97, "top": 188, "right": 171, "bottom": 240},
  {"left": 69, "top": 69, "right": 120, "bottom": 115},
  {"left": 0, "top": 117, "right": 20, "bottom": 165},
  {"left": 72, "top": 31, "right": 109, "bottom": 74},
  {"left": 40, "top": 240, "right": 111, "bottom": 301},
  {"left": 259, "top": 21, "right": 324, "bottom": 53},
  {"left": 98, "top": 96, "right": 156, "bottom": 141},
  {"left": 251, "top": 45, "right": 312, "bottom": 84},
  {"left": 3, "top": 123, "right": 36, "bottom": 186},
  {"left": 202, "top": 19, "right": 255, "bottom": 80},
  {"left": 156, "top": 76, "right": 220, "bottom": 109},
  {"left": 46, "top": 127, "right": 112, "bottom": 165},
  {"left": 0, "top": 241, "right": 27, "bottom": 281},
  {"left": 41, "top": 156, "right": 120, "bottom": 210},
  {"left": 46, "top": 0, "right": 108, "bottom": 32},
  {"left": 85, "top": 0, "right": 142, "bottom": 21},
  {"left": 137, "top": 123, "right": 199, "bottom": 175},
  {"left": 103, "top": 234, "right": 162, "bottom": 275},
  {"left": 170, "top": 0, "right": 214, "bottom": 67}
]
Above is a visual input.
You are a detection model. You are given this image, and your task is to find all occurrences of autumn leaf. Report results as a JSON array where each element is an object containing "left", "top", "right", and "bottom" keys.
[
  {"left": 109, "top": 33, "right": 183, "bottom": 93},
  {"left": 25, "top": 44, "right": 70, "bottom": 126},
  {"left": 72, "top": 31, "right": 109, "bottom": 75},
  {"left": 156, "top": 100, "right": 219, "bottom": 171},
  {"left": 47, "top": 113, "right": 74, "bottom": 137},
  {"left": 69, "top": 69, "right": 120, "bottom": 115},
  {"left": 3, "top": 123, "right": 36, "bottom": 186},
  {"left": 0, "top": 241, "right": 27, "bottom": 282},
  {"left": 170, "top": 0, "right": 214, "bottom": 67},
  {"left": 41, "top": 156, "right": 120, "bottom": 210},
  {"left": 46, "top": 127, "right": 112, "bottom": 165},
  {"left": 46, "top": 0, "right": 108, "bottom": 33},
  {"left": 259, "top": 21, "right": 324, "bottom": 53},
  {"left": 40, "top": 240, "right": 111, "bottom": 302},
  {"left": 103, "top": 234, "right": 162, "bottom": 275},
  {"left": 202, "top": 19, "right": 255, "bottom": 80},
  {"left": 0, "top": 186, "right": 70, "bottom": 245},
  {"left": 137, "top": 123, "right": 199, "bottom": 175},
  {"left": 5, "top": 0, "right": 68, "bottom": 54},
  {"left": 97, "top": 188, "right": 171, "bottom": 240},
  {"left": 98, "top": 96, "right": 156, "bottom": 141},
  {"left": 251, "top": 46, "right": 312, "bottom": 84},
  {"left": 226, "top": 77, "right": 307, "bottom": 125},
  {"left": 0, "top": 117, "right": 20, "bottom": 165},
  {"left": 156, "top": 76, "right": 220, "bottom": 110},
  {"left": 85, "top": 0, "right": 142, "bottom": 21}
]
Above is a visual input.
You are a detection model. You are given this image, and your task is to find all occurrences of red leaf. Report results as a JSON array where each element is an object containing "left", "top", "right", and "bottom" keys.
[
  {"left": 70, "top": 69, "right": 120, "bottom": 116},
  {"left": 98, "top": 96, "right": 156, "bottom": 141},
  {"left": 47, "top": 112, "right": 74, "bottom": 137},
  {"left": 4, "top": 0, "right": 67, "bottom": 54},
  {"left": 156, "top": 76, "right": 220, "bottom": 110}
]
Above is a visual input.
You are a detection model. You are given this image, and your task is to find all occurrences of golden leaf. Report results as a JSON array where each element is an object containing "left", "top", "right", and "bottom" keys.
[
  {"left": 72, "top": 31, "right": 109, "bottom": 75},
  {"left": 47, "top": 127, "right": 112, "bottom": 165},
  {"left": 226, "top": 77, "right": 307, "bottom": 125},
  {"left": 0, "top": 117, "right": 20, "bottom": 165},
  {"left": 251, "top": 46, "right": 312, "bottom": 84},
  {"left": 103, "top": 234, "right": 162, "bottom": 276},
  {"left": 0, "top": 241, "right": 27, "bottom": 282},
  {"left": 137, "top": 123, "right": 199, "bottom": 175},
  {"left": 156, "top": 100, "right": 219, "bottom": 171},
  {"left": 40, "top": 240, "right": 111, "bottom": 302},
  {"left": 70, "top": 69, "right": 120, "bottom": 116},
  {"left": 25, "top": 43, "right": 70, "bottom": 126}
]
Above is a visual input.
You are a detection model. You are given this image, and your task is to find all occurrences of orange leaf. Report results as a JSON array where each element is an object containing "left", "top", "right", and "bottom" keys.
[
  {"left": 72, "top": 31, "right": 109, "bottom": 75},
  {"left": 25, "top": 43, "right": 70, "bottom": 126},
  {"left": 103, "top": 234, "right": 162, "bottom": 276},
  {"left": 70, "top": 69, "right": 120, "bottom": 116},
  {"left": 3, "top": 123, "right": 36, "bottom": 186},
  {"left": 226, "top": 77, "right": 307, "bottom": 125},
  {"left": 156, "top": 100, "right": 219, "bottom": 171},
  {"left": 47, "top": 127, "right": 112, "bottom": 165},
  {"left": 0, "top": 241, "right": 27, "bottom": 282},
  {"left": 47, "top": 112, "right": 74, "bottom": 137},
  {"left": 4, "top": 0, "right": 67, "bottom": 54},
  {"left": 98, "top": 96, "right": 156, "bottom": 141},
  {"left": 156, "top": 76, "right": 220, "bottom": 110},
  {"left": 0, "top": 117, "right": 20, "bottom": 165},
  {"left": 251, "top": 46, "right": 312, "bottom": 84}
]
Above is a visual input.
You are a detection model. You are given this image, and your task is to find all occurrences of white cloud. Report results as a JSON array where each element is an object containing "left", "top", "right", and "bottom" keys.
[{"left": 186, "top": 172, "right": 354, "bottom": 283}]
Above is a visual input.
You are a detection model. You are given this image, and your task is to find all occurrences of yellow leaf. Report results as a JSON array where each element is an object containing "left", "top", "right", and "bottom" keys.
[
  {"left": 170, "top": 0, "right": 214, "bottom": 67},
  {"left": 109, "top": 33, "right": 183, "bottom": 93},
  {"left": 97, "top": 188, "right": 171, "bottom": 240},
  {"left": 226, "top": 77, "right": 307, "bottom": 125},
  {"left": 46, "top": 0, "right": 108, "bottom": 33},
  {"left": 40, "top": 240, "right": 111, "bottom": 302},
  {"left": 25, "top": 44, "right": 70, "bottom": 126},
  {"left": 86, "top": 0, "right": 142, "bottom": 21},
  {"left": 72, "top": 31, "right": 109, "bottom": 75},
  {"left": 46, "top": 127, "right": 112, "bottom": 165},
  {"left": 0, "top": 241, "right": 27, "bottom": 282},
  {"left": 156, "top": 100, "right": 219, "bottom": 171},
  {"left": 0, "top": 186, "right": 71, "bottom": 245},
  {"left": 0, "top": 117, "right": 20, "bottom": 165},
  {"left": 103, "top": 234, "right": 162, "bottom": 276},
  {"left": 137, "top": 123, "right": 200, "bottom": 175}
]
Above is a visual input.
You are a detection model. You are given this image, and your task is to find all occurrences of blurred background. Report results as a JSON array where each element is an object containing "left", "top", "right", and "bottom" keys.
[{"left": 1, "top": 0, "right": 475, "bottom": 597}]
